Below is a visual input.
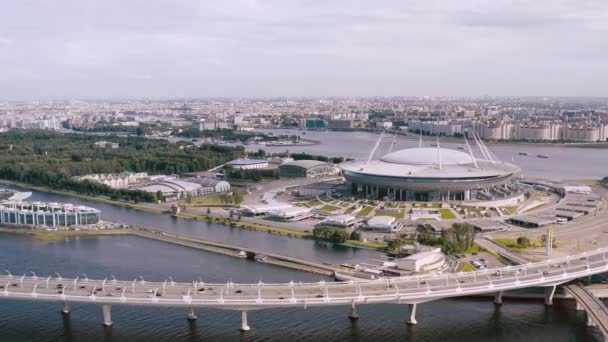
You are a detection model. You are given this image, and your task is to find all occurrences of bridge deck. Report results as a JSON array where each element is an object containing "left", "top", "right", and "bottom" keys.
[
  {"left": 564, "top": 284, "right": 608, "bottom": 338},
  {"left": 2, "top": 247, "right": 608, "bottom": 309}
]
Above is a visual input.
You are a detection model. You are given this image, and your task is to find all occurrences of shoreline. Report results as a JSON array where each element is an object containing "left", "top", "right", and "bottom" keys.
[
  {"left": 0, "top": 226, "right": 349, "bottom": 278},
  {"left": 0, "top": 179, "right": 385, "bottom": 251},
  {"left": 267, "top": 127, "right": 608, "bottom": 149}
]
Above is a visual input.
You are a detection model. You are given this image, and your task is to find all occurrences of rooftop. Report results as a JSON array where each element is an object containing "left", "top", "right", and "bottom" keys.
[{"left": 228, "top": 159, "right": 268, "bottom": 166}]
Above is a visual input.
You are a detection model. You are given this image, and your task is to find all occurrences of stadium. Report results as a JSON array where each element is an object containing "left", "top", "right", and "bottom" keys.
[{"left": 339, "top": 135, "right": 521, "bottom": 202}]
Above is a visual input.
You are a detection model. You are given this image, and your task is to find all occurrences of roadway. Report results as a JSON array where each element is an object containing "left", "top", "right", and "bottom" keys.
[{"left": 2, "top": 247, "right": 608, "bottom": 310}]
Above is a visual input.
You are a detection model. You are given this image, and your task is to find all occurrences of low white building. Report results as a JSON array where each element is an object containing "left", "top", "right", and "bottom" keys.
[
  {"left": 186, "top": 177, "right": 231, "bottom": 195},
  {"left": 395, "top": 250, "right": 445, "bottom": 272},
  {"left": 362, "top": 216, "right": 401, "bottom": 232},
  {"left": 410, "top": 208, "right": 441, "bottom": 221},
  {"left": 74, "top": 172, "right": 148, "bottom": 189},
  {"left": 93, "top": 141, "right": 119, "bottom": 149},
  {"left": 268, "top": 207, "right": 313, "bottom": 221},
  {"left": 318, "top": 214, "right": 357, "bottom": 227},
  {"left": 136, "top": 177, "right": 203, "bottom": 201},
  {"left": 227, "top": 159, "right": 269, "bottom": 170},
  {"left": 239, "top": 204, "right": 293, "bottom": 216}
]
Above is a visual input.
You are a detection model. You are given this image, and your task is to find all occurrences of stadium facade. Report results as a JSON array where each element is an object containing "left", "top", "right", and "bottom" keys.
[{"left": 340, "top": 136, "right": 521, "bottom": 202}]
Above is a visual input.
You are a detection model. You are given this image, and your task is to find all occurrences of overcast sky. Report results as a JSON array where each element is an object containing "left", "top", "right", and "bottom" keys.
[{"left": 1, "top": 0, "right": 607, "bottom": 100}]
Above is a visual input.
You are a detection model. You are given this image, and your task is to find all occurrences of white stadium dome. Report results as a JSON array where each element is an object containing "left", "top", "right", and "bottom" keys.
[
  {"left": 380, "top": 147, "right": 474, "bottom": 166},
  {"left": 339, "top": 142, "right": 521, "bottom": 202}
]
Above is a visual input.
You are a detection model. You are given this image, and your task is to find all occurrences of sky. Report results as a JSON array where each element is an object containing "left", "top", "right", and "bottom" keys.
[{"left": 0, "top": 0, "right": 607, "bottom": 100}]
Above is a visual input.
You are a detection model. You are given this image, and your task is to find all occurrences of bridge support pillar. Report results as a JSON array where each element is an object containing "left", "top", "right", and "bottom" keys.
[
  {"left": 544, "top": 286, "right": 556, "bottom": 306},
  {"left": 240, "top": 311, "right": 250, "bottom": 332},
  {"left": 407, "top": 304, "right": 417, "bottom": 325},
  {"left": 586, "top": 314, "right": 595, "bottom": 327},
  {"left": 61, "top": 302, "right": 70, "bottom": 315},
  {"left": 187, "top": 307, "right": 197, "bottom": 321},
  {"left": 348, "top": 302, "right": 359, "bottom": 320},
  {"left": 576, "top": 301, "right": 584, "bottom": 311},
  {"left": 494, "top": 291, "right": 503, "bottom": 305},
  {"left": 102, "top": 304, "right": 112, "bottom": 327}
]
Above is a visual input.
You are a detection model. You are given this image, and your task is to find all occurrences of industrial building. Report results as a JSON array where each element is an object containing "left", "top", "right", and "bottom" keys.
[
  {"left": 136, "top": 177, "right": 213, "bottom": 201},
  {"left": 226, "top": 159, "right": 270, "bottom": 170},
  {"left": 340, "top": 135, "right": 520, "bottom": 202},
  {"left": 0, "top": 201, "right": 100, "bottom": 228},
  {"left": 279, "top": 160, "right": 337, "bottom": 178}
]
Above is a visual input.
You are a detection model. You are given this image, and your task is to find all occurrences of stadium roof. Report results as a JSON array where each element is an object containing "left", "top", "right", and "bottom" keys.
[{"left": 381, "top": 147, "right": 474, "bottom": 166}]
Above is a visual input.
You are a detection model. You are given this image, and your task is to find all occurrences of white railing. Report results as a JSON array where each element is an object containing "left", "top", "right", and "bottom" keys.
[{"left": 1, "top": 248, "right": 607, "bottom": 308}]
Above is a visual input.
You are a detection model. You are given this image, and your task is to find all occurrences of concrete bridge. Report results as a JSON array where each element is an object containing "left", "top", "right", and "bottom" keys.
[
  {"left": 564, "top": 284, "right": 608, "bottom": 339},
  {"left": 3, "top": 247, "right": 608, "bottom": 332}
]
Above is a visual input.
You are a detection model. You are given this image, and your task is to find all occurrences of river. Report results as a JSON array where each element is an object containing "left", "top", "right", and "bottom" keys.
[
  {"left": 250, "top": 129, "right": 608, "bottom": 180},
  {"left": 0, "top": 151, "right": 604, "bottom": 340}
]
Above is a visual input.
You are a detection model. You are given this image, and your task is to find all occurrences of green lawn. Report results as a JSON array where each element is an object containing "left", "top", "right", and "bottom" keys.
[
  {"left": 376, "top": 210, "right": 405, "bottom": 219},
  {"left": 466, "top": 244, "right": 483, "bottom": 254},
  {"left": 357, "top": 206, "right": 375, "bottom": 217},
  {"left": 439, "top": 208, "right": 456, "bottom": 219},
  {"left": 321, "top": 204, "right": 341, "bottom": 212},
  {"left": 456, "top": 262, "right": 477, "bottom": 272}
]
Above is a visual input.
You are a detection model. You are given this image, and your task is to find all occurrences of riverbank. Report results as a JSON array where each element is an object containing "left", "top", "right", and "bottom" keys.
[
  {"left": 0, "top": 225, "right": 360, "bottom": 278},
  {"left": 271, "top": 127, "right": 608, "bottom": 149},
  {"left": 0, "top": 179, "right": 386, "bottom": 250},
  {"left": 0, "top": 179, "right": 166, "bottom": 214}
]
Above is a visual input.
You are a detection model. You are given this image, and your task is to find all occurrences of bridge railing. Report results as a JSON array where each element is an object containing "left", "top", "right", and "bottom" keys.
[{"left": 2, "top": 255, "right": 608, "bottom": 307}]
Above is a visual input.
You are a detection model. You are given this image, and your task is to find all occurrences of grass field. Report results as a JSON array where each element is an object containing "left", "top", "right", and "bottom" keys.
[
  {"left": 456, "top": 262, "right": 476, "bottom": 272},
  {"left": 439, "top": 208, "right": 456, "bottom": 219},
  {"left": 357, "top": 206, "right": 375, "bottom": 217},
  {"left": 321, "top": 204, "right": 341, "bottom": 212},
  {"left": 376, "top": 210, "right": 405, "bottom": 219}
]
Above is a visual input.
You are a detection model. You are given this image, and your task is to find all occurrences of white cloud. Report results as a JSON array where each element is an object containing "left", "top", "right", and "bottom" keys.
[{"left": 0, "top": 0, "right": 607, "bottom": 98}]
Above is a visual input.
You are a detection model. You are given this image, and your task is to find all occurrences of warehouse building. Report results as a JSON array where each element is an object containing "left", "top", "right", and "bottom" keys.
[{"left": 279, "top": 160, "right": 338, "bottom": 178}]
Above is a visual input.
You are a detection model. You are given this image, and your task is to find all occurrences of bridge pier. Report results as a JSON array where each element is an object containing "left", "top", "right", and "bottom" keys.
[
  {"left": 348, "top": 302, "right": 359, "bottom": 320},
  {"left": 61, "top": 302, "right": 70, "bottom": 315},
  {"left": 544, "top": 286, "right": 556, "bottom": 306},
  {"left": 240, "top": 311, "right": 250, "bottom": 332},
  {"left": 586, "top": 314, "right": 595, "bottom": 327},
  {"left": 407, "top": 304, "right": 417, "bottom": 325},
  {"left": 576, "top": 301, "right": 584, "bottom": 311},
  {"left": 494, "top": 291, "right": 503, "bottom": 305},
  {"left": 102, "top": 304, "right": 112, "bottom": 327},
  {"left": 187, "top": 307, "right": 197, "bottom": 321}
]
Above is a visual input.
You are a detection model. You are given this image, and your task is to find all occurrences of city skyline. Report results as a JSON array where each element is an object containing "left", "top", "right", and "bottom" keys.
[{"left": 1, "top": 0, "right": 607, "bottom": 100}]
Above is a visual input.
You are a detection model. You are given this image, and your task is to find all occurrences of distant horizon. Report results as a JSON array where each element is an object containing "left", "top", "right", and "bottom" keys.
[{"left": 1, "top": 92, "right": 608, "bottom": 103}]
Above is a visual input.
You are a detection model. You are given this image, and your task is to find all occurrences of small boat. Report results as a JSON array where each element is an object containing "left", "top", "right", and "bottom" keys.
[
  {"left": 237, "top": 251, "right": 247, "bottom": 258},
  {"left": 518, "top": 152, "right": 529, "bottom": 156},
  {"left": 536, "top": 154, "right": 549, "bottom": 159},
  {"left": 457, "top": 146, "right": 465, "bottom": 150}
]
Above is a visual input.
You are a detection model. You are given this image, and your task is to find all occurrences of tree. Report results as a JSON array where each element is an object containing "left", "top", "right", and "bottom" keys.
[
  {"left": 517, "top": 236, "right": 531, "bottom": 248},
  {"left": 387, "top": 238, "right": 408, "bottom": 251},
  {"left": 136, "top": 126, "right": 145, "bottom": 136},
  {"left": 350, "top": 230, "right": 361, "bottom": 241},
  {"left": 312, "top": 226, "right": 349, "bottom": 243}
]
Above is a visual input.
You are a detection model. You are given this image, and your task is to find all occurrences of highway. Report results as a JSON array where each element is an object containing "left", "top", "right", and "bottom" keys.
[{"left": 2, "top": 247, "right": 608, "bottom": 311}]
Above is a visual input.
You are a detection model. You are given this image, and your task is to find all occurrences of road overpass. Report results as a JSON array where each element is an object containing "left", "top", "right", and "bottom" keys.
[{"left": 2, "top": 247, "right": 608, "bottom": 331}]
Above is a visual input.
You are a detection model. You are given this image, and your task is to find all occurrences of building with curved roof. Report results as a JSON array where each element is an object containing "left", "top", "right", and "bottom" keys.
[
  {"left": 279, "top": 160, "right": 338, "bottom": 178},
  {"left": 340, "top": 143, "right": 520, "bottom": 202}
]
